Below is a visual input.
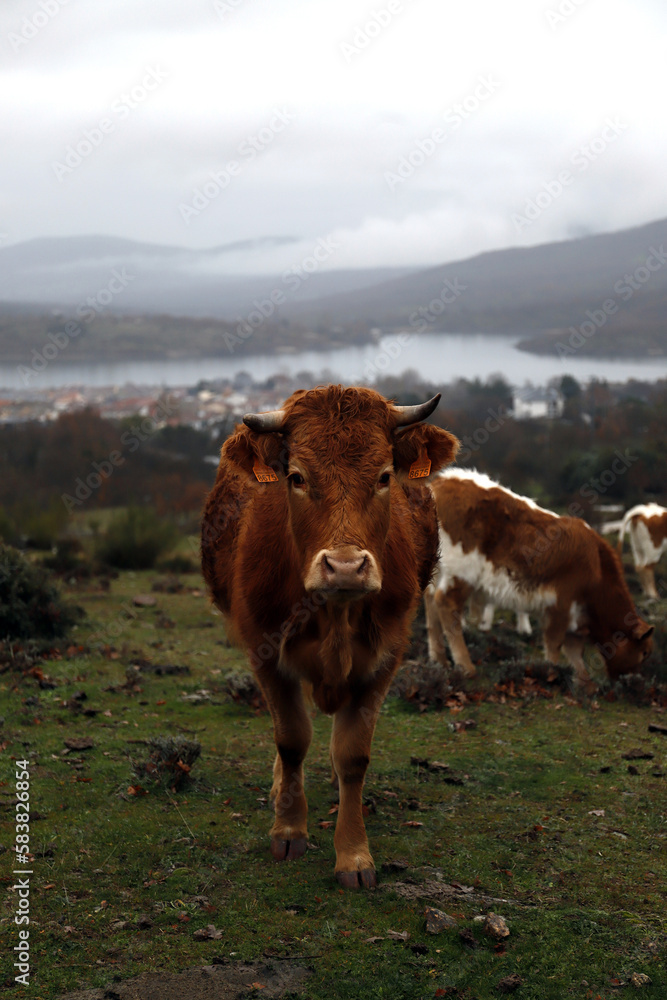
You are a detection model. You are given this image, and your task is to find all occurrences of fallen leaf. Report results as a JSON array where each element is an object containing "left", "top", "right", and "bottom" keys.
[
  {"left": 127, "top": 785, "right": 148, "bottom": 796},
  {"left": 588, "top": 809, "right": 605, "bottom": 817},
  {"left": 403, "top": 821, "right": 423, "bottom": 828}
]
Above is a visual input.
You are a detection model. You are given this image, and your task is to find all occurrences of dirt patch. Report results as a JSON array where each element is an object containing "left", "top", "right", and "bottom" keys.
[{"left": 57, "top": 960, "right": 311, "bottom": 1000}]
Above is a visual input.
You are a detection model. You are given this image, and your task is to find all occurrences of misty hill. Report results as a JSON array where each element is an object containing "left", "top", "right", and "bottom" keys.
[
  {"left": 1, "top": 220, "right": 667, "bottom": 362},
  {"left": 281, "top": 218, "right": 667, "bottom": 357},
  {"left": 0, "top": 234, "right": 414, "bottom": 318}
]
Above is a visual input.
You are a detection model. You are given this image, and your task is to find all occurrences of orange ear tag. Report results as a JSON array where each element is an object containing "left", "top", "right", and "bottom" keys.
[
  {"left": 252, "top": 457, "right": 279, "bottom": 483},
  {"left": 408, "top": 448, "right": 431, "bottom": 479}
]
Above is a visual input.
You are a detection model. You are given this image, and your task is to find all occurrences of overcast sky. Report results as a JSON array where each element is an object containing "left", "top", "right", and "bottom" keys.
[{"left": 1, "top": 0, "right": 666, "bottom": 273}]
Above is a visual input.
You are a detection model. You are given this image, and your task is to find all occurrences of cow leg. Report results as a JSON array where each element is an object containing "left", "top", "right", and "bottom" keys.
[
  {"left": 257, "top": 667, "right": 312, "bottom": 862},
  {"left": 425, "top": 585, "right": 449, "bottom": 666},
  {"left": 433, "top": 580, "right": 476, "bottom": 676},
  {"left": 562, "top": 632, "right": 591, "bottom": 686},
  {"left": 516, "top": 611, "right": 532, "bottom": 636},
  {"left": 479, "top": 602, "right": 495, "bottom": 632},
  {"left": 330, "top": 675, "right": 393, "bottom": 889},
  {"left": 543, "top": 605, "right": 569, "bottom": 664},
  {"left": 637, "top": 564, "right": 659, "bottom": 599}
]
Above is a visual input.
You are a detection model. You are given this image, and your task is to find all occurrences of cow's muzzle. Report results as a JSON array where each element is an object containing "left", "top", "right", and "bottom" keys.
[{"left": 305, "top": 546, "right": 382, "bottom": 599}]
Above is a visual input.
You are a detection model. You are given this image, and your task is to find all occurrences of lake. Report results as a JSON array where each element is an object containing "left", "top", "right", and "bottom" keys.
[{"left": 2, "top": 331, "right": 665, "bottom": 391}]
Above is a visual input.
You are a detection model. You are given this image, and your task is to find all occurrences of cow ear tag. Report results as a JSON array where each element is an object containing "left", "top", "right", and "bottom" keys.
[
  {"left": 408, "top": 448, "right": 431, "bottom": 479},
  {"left": 253, "top": 457, "right": 279, "bottom": 483}
]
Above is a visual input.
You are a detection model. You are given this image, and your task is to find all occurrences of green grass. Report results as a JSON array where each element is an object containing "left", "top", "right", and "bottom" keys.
[{"left": 1, "top": 569, "right": 665, "bottom": 999}]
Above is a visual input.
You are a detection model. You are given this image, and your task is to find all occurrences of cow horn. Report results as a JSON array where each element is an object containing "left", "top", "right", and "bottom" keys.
[
  {"left": 243, "top": 409, "right": 286, "bottom": 433},
  {"left": 392, "top": 393, "right": 441, "bottom": 427}
]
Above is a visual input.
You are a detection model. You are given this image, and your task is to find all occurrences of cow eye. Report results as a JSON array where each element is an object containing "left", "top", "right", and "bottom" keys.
[
  {"left": 288, "top": 472, "right": 306, "bottom": 489},
  {"left": 377, "top": 472, "right": 391, "bottom": 488}
]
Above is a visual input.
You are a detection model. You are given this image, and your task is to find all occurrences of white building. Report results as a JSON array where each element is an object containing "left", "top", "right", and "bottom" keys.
[{"left": 512, "top": 386, "right": 564, "bottom": 420}]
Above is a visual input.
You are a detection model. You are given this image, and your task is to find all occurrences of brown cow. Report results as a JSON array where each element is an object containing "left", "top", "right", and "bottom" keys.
[
  {"left": 617, "top": 503, "right": 667, "bottom": 599},
  {"left": 425, "top": 469, "right": 654, "bottom": 684},
  {"left": 201, "top": 385, "right": 458, "bottom": 887}
]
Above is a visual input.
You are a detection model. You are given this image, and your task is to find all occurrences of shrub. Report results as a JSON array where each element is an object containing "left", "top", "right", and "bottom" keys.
[
  {"left": 0, "top": 507, "right": 16, "bottom": 544},
  {"left": 0, "top": 544, "right": 82, "bottom": 641},
  {"left": 94, "top": 507, "right": 178, "bottom": 570},
  {"left": 156, "top": 553, "right": 197, "bottom": 574},
  {"left": 41, "top": 538, "right": 90, "bottom": 577},
  {"left": 21, "top": 501, "right": 69, "bottom": 550}
]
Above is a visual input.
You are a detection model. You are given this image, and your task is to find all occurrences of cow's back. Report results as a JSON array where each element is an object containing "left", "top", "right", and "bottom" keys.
[{"left": 430, "top": 470, "right": 602, "bottom": 603}]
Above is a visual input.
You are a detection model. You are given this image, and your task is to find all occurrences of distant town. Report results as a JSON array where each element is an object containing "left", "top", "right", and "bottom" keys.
[
  {"left": 0, "top": 371, "right": 295, "bottom": 428},
  {"left": 0, "top": 371, "right": 574, "bottom": 428}
]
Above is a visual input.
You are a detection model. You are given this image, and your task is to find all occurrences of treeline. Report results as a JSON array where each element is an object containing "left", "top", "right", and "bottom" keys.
[
  {"left": 0, "top": 409, "right": 216, "bottom": 545},
  {"left": 1, "top": 375, "right": 666, "bottom": 549}
]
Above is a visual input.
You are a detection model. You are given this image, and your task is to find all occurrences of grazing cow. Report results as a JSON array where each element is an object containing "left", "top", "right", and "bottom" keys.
[
  {"left": 617, "top": 503, "right": 667, "bottom": 599},
  {"left": 425, "top": 469, "right": 653, "bottom": 684},
  {"left": 201, "top": 385, "right": 458, "bottom": 888}
]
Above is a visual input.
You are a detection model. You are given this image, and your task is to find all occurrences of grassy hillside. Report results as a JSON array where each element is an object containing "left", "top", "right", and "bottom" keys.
[{"left": 1, "top": 559, "right": 665, "bottom": 999}]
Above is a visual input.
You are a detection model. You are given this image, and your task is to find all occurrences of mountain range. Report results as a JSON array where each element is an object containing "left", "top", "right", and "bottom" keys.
[{"left": 1, "top": 218, "right": 666, "bottom": 361}]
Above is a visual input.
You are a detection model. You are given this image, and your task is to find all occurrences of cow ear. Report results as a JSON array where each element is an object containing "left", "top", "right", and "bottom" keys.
[
  {"left": 393, "top": 423, "right": 459, "bottom": 480},
  {"left": 221, "top": 424, "right": 284, "bottom": 479},
  {"left": 633, "top": 623, "right": 654, "bottom": 642}
]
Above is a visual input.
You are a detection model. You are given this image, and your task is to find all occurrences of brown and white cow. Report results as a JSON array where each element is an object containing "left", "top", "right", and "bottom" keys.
[
  {"left": 201, "top": 385, "right": 458, "bottom": 888},
  {"left": 617, "top": 503, "right": 667, "bottom": 599},
  {"left": 425, "top": 469, "right": 654, "bottom": 684}
]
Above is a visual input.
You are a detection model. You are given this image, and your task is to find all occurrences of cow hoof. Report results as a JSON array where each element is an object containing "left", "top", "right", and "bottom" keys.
[
  {"left": 336, "top": 868, "right": 377, "bottom": 889},
  {"left": 270, "top": 836, "right": 307, "bottom": 862}
]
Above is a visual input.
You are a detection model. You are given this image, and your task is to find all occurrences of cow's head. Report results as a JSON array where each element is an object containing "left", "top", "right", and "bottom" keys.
[
  {"left": 231, "top": 385, "right": 458, "bottom": 601},
  {"left": 600, "top": 620, "right": 654, "bottom": 680}
]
